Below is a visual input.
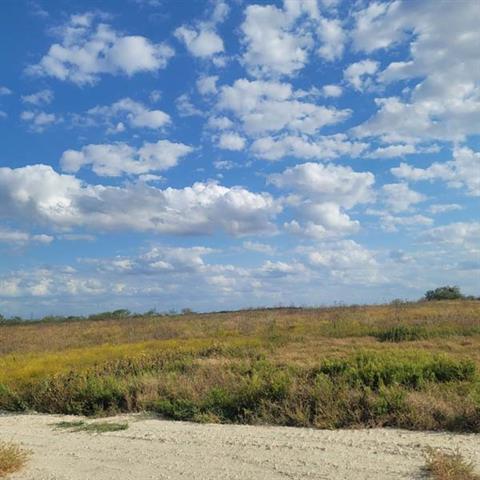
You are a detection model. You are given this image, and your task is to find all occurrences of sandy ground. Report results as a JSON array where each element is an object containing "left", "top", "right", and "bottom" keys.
[{"left": 1, "top": 414, "right": 479, "bottom": 480}]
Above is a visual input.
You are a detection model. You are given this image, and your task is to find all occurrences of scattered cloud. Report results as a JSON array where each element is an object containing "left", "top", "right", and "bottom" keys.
[
  {"left": 28, "top": 13, "right": 174, "bottom": 85},
  {"left": 60, "top": 140, "right": 192, "bottom": 177}
]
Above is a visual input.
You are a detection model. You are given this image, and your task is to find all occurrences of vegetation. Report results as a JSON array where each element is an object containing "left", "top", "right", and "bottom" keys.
[
  {"left": 54, "top": 420, "right": 128, "bottom": 433},
  {"left": 424, "top": 448, "right": 479, "bottom": 480},
  {"left": 1, "top": 300, "right": 480, "bottom": 432},
  {"left": 0, "top": 441, "right": 29, "bottom": 478},
  {"left": 425, "top": 286, "right": 466, "bottom": 301}
]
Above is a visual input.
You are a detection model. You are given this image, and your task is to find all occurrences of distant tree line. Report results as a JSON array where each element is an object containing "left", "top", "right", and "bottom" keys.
[
  {"left": 0, "top": 307, "right": 198, "bottom": 325},
  {"left": 1, "top": 286, "right": 478, "bottom": 324}
]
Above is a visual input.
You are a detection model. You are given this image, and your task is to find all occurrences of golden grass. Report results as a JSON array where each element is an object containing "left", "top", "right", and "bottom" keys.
[
  {"left": 0, "top": 301, "right": 479, "bottom": 431},
  {"left": 0, "top": 441, "right": 29, "bottom": 478},
  {"left": 425, "top": 448, "right": 480, "bottom": 480}
]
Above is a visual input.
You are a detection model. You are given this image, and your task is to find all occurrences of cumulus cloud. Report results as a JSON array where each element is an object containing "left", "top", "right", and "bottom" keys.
[
  {"left": 240, "top": 1, "right": 345, "bottom": 77},
  {"left": 82, "top": 97, "right": 170, "bottom": 132},
  {"left": 197, "top": 75, "right": 218, "bottom": 96},
  {"left": 391, "top": 147, "right": 480, "bottom": 197},
  {"left": 317, "top": 17, "right": 345, "bottom": 61},
  {"left": 381, "top": 183, "right": 426, "bottom": 213},
  {"left": 60, "top": 140, "right": 192, "bottom": 177},
  {"left": 20, "top": 110, "right": 58, "bottom": 132},
  {"left": 322, "top": 84, "right": 343, "bottom": 97},
  {"left": 28, "top": 13, "right": 173, "bottom": 85},
  {"left": 352, "top": 0, "right": 480, "bottom": 142},
  {"left": 344, "top": 59, "right": 378, "bottom": 91},
  {"left": 251, "top": 134, "right": 367, "bottom": 161},
  {"left": 0, "top": 164, "right": 280, "bottom": 235},
  {"left": 269, "top": 162, "right": 375, "bottom": 238},
  {"left": 301, "top": 239, "right": 384, "bottom": 285},
  {"left": 218, "top": 78, "right": 350, "bottom": 136},
  {"left": 218, "top": 132, "right": 246, "bottom": 151},
  {"left": 175, "top": 26, "right": 224, "bottom": 58},
  {"left": 421, "top": 222, "right": 480, "bottom": 247}
]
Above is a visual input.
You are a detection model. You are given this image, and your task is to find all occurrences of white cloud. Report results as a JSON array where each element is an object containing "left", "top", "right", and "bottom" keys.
[
  {"left": 218, "top": 132, "right": 246, "bottom": 151},
  {"left": 269, "top": 162, "right": 375, "bottom": 208},
  {"left": 20, "top": 110, "right": 58, "bottom": 132},
  {"left": 0, "top": 227, "right": 53, "bottom": 245},
  {"left": 243, "top": 240, "right": 275, "bottom": 255},
  {"left": 84, "top": 97, "right": 170, "bottom": 131},
  {"left": 197, "top": 75, "right": 218, "bottom": 95},
  {"left": 0, "top": 86, "right": 12, "bottom": 96},
  {"left": 21, "top": 89, "right": 54, "bottom": 106},
  {"left": 176, "top": 94, "right": 202, "bottom": 117},
  {"left": 302, "top": 240, "right": 384, "bottom": 285},
  {"left": 207, "top": 116, "right": 233, "bottom": 130},
  {"left": 0, "top": 164, "right": 280, "bottom": 236},
  {"left": 251, "top": 134, "right": 367, "bottom": 161},
  {"left": 369, "top": 144, "right": 416, "bottom": 159},
  {"left": 28, "top": 13, "right": 173, "bottom": 85},
  {"left": 379, "top": 213, "right": 433, "bottom": 233},
  {"left": 428, "top": 204, "right": 462, "bottom": 215},
  {"left": 270, "top": 162, "right": 374, "bottom": 238},
  {"left": 344, "top": 59, "right": 378, "bottom": 91},
  {"left": 421, "top": 222, "right": 480, "bottom": 247},
  {"left": 317, "top": 17, "right": 345, "bottom": 61},
  {"left": 391, "top": 147, "right": 480, "bottom": 197},
  {"left": 352, "top": 0, "right": 480, "bottom": 142},
  {"left": 322, "top": 84, "right": 342, "bottom": 97},
  {"left": 240, "top": 1, "right": 344, "bottom": 77},
  {"left": 218, "top": 78, "right": 350, "bottom": 136},
  {"left": 381, "top": 183, "right": 426, "bottom": 213},
  {"left": 175, "top": 26, "right": 224, "bottom": 58},
  {"left": 60, "top": 140, "right": 192, "bottom": 177},
  {"left": 240, "top": 3, "right": 312, "bottom": 77}
]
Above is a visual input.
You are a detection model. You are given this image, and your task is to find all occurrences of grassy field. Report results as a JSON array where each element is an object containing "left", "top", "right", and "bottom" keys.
[{"left": 1, "top": 300, "right": 479, "bottom": 432}]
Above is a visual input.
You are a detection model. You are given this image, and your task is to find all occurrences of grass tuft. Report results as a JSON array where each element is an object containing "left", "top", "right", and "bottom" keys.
[
  {"left": 53, "top": 420, "right": 128, "bottom": 434},
  {"left": 0, "top": 441, "right": 29, "bottom": 478},
  {"left": 425, "top": 448, "right": 480, "bottom": 480}
]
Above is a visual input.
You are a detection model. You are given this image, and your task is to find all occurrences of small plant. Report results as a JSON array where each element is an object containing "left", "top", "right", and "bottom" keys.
[
  {"left": 0, "top": 441, "right": 29, "bottom": 477},
  {"left": 53, "top": 420, "right": 128, "bottom": 433},
  {"left": 53, "top": 420, "right": 86, "bottom": 429},
  {"left": 79, "top": 422, "right": 129, "bottom": 434},
  {"left": 424, "top": 448, "right": 479, "bottom": 480}
]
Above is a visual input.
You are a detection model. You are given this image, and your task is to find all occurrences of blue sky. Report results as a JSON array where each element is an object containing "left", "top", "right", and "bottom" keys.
[{"left": 0, "top": 0, "right": 479, "bottom": 317}]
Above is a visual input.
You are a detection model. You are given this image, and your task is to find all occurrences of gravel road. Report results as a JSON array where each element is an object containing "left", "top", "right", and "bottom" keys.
[{"left": 1, "top": 413, "right": 479, "bottom": 479}]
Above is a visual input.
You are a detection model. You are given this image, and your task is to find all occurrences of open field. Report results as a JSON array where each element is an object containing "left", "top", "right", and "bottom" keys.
[
  {"left": 1, "top": 413, "right": 479, "bottom": 480},
  {"left": 1, "top": 301, "right": 480, "bottom": 432}
]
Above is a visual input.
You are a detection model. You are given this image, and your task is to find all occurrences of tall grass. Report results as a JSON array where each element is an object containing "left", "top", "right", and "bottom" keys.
[{"left": 1, "top": 301, "right": 479, "bottom": 432}]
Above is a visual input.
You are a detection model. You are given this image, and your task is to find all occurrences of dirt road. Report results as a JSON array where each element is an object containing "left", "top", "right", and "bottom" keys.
[{"left": 1, "top": 413, "right": 479, "bottom": 479}]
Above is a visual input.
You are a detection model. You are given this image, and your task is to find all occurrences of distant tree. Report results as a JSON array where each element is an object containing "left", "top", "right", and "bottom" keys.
[
  {"left": 424, "top": 286, "right": 464, "bottom": 301},
  {"left": 181, "top": 308, "right": 195, "bottom": 315}
]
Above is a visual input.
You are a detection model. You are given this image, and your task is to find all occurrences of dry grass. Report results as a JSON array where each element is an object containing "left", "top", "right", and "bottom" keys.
[
  {"left": 0, "top": 301, "right": 479, "bottom": 432},
  {"left": 0, "top": 441, "right": 29, "bottom": 478},
  {"left": 425, "top": 448, "right": 480, "bottom": 480}
]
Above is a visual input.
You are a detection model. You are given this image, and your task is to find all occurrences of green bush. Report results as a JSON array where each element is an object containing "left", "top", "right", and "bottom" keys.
[{"left": 425, "top": 286, "right": 464, "bottom": 301}]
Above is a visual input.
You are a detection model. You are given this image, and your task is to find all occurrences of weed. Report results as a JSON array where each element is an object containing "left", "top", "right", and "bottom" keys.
[
  {"left": 0, "top": 441, "right": 29, "bottom": 478},
  {"left": 53, "top": 420, "right": 128, "bottom": 433},
  {"left": 424, "top": 448, "right": 479, "bottom": 480}
]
